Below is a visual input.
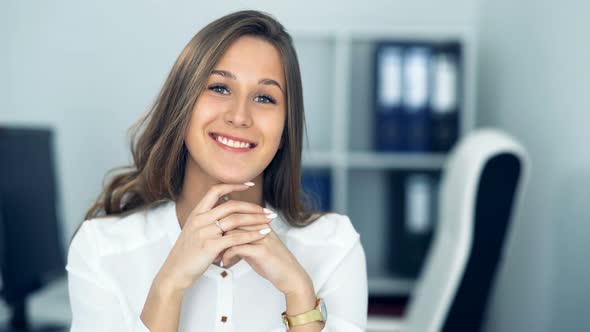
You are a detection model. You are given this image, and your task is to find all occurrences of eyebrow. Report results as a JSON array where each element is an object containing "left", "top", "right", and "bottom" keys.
[{"left": 210, "top": 69, "right": 284, "bottom": 93}]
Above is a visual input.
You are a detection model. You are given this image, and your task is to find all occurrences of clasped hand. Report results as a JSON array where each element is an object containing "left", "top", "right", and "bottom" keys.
[{"left": 159, "top": 182, "right": 313, "bottom": 298}]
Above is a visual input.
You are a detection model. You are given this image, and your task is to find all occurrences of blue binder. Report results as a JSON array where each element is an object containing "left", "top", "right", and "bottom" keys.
[
  {"left": 301, "top": 169, "right": 331, "bottom": 212},
  {"left": 401, "top": 45, "right": 432, "bottom": 152},
  {"left": 374, "top": 42, "right": 404, "bottom": 151}
]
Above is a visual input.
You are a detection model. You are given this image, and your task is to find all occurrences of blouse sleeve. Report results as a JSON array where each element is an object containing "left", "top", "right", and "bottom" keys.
[
  {"left": 319, "top": 235, "right": 368, "bottom": 331},
  {"left": 66, "top": 221, "right": 151, "bottom": 332}
]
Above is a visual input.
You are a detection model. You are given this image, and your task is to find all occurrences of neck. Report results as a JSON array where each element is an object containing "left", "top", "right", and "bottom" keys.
[{"left": 175, "top": 158, "right": 264, "bottom": 229}]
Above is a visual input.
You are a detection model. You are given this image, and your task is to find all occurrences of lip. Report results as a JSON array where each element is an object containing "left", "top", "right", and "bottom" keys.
[{"left": 209, "top": 132, "right": 257, "bottom": 153}]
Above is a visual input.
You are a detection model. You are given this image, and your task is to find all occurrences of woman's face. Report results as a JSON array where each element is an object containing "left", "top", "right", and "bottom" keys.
[{"left": 184, "top": 35, "right": 287, "bottom": 184}]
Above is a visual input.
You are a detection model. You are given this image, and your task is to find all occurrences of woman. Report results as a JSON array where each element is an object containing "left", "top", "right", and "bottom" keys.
[{"left": 67, "top": 10, "right": 367, "bottom": 332}]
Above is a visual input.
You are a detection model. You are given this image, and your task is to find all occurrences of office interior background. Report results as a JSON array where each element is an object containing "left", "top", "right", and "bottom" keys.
[{"left": 1, "top": 0, "right": 589, "bottom": 331}]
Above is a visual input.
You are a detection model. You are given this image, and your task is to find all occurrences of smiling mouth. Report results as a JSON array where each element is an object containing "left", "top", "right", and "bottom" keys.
[{"left": 209, "top": 132, "right": 257, "bottom": 149}]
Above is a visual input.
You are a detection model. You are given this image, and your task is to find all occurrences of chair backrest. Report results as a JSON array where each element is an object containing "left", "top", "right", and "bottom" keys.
[{"left": 404, "top": 128, "right": 530, "bottom": 332}]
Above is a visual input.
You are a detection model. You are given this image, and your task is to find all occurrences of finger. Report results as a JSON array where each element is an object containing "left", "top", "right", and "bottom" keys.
[
  {"left": 199, "top": 200, "right": 271, "bottom": 229},
  {"left": 197, "top": 212, "right": 273, "bottom": 239},
  {"left": 222, "top": 244, "right": 262, "bottom": 266},
  {"left": 224, "top": 224, "right": 269, "bottom": 235},
  {"left": 223, "top": 225, "right": 270, "bottom": 246},
  {"left": 199, "top": 222, "right": 225, "bottom": 238},
  {"left": 213, "top": 228, "right": 271, "bottom": 252},
  {"left": 217, "top": 213, "right": 274, "bottom": 233},
  {"left": 192, "top": 183, "right": 255, "bottom": 216}
]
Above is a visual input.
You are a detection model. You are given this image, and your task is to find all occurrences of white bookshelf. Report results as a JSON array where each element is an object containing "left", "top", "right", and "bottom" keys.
[{"left": 292, "top": 25, "right": 477, "bottom": 302}]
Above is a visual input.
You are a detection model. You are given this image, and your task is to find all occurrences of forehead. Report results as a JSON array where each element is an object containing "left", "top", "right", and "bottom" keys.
[{"left": 213, "top": 35, "right": 285, "bottom": 85}]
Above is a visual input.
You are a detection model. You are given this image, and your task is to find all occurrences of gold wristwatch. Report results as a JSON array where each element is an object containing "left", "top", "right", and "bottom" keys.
[{"left": 282, "top": 297, "right": 327, "bottom": 329}]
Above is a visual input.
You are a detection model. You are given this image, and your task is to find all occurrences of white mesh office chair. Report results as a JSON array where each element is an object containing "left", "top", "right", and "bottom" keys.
[{"left": 370, "top": 128, "right": 530, "bottom": 332}]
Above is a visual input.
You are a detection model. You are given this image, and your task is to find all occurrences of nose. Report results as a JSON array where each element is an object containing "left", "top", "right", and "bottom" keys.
[{"left": 224, "top": 98, "right": 253, "bottom": 128}]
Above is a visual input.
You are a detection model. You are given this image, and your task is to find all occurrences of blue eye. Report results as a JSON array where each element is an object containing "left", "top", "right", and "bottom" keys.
[
  {"left": 208, "top": 84, "right": 277, "bottom": 104},
  {"left": 255, "top": 95, "right": 276, "bottom": 104},
  {"left": 209, "top": 84, "right": 229, "bottom": 95}
]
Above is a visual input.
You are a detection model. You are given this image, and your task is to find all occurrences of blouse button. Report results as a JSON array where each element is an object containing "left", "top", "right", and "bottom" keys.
[
  {"left": 221, "top": 315, "right": 228, "bottom": 323},
  {"left": 220, "top": 271, "right": 228, "bottom": 278}
]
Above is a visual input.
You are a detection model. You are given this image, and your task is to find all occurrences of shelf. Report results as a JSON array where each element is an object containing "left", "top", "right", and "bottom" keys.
[
  {"left": 292, "top": 24, "right": 474, "bottom": 41},
  {"left": 294, "top": 25, "right": 476, "bottom": 299},
  {"left": 302, "top": 150, "right": 338, "bottom": 168},
  {"left": 347, "top": 152, "right": 447, "bottom": 170},
  {"left": 367, "top": 315, "right": 405, "bottom": 332},
  {"left": 369, "top": 276, "right": 415, "bottom": 296},
  {"left": 302, "top": 151, "right": 446, "bottom": 170}
]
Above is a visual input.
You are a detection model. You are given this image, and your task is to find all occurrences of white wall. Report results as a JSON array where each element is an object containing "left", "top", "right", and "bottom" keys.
[{"left": 477, "top": 1, "right": 590, "bottom": 331}]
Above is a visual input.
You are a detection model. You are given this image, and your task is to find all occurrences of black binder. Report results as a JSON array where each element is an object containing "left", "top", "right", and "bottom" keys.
[
  {"left": 389, "top": 170, "right": 441, "bottom": 277},
  {"left": 429, "top": 42, "right": 462, "bottom": 152}
]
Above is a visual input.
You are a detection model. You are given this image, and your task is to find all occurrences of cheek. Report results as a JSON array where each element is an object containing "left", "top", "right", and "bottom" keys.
[
  {"left": 186, "top": 100, "right": 216, "bottom": 133},
  {"left": 261, "top": 114, "right": 285, "bottom": 146},
  {"left": 268, "top": 119, "right": 284, "bottom": 148},
  {"left": 192, "top": 97, "right": 219, "bottom": 119}
]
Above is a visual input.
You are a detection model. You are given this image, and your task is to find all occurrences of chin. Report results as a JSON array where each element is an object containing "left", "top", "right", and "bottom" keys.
[{"left": 212, "top": 171, "right": 258, "bottom": 185}]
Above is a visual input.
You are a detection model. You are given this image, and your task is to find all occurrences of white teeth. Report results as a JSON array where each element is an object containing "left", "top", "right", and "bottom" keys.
[{"left": 216, "top": 135, "right": 252, "bottom": 149}]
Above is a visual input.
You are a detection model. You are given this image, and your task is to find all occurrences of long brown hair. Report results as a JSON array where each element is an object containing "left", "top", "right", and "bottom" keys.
[{"left": 74, "top": 10, "right": 327, "bottom": 242}]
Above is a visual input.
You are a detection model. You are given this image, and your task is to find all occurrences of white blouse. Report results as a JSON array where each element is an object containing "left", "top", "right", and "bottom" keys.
[{"left": 66, "top": 200, "right": 368, "bottom": 331}]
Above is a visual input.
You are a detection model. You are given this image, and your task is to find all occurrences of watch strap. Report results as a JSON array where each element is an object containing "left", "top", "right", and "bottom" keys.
[{"left": 282, "top": 297, "right": 325, "bottom": 328}]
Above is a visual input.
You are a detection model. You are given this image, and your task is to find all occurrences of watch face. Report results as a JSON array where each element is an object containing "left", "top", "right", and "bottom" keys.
[{"left": 320, "top": 298, "right": 328, "bottom": 321}]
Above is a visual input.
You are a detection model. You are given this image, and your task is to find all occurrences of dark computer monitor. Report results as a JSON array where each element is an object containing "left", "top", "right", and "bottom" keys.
[{"left": 0, "top": 126, "right": 66, "bottom": 331}]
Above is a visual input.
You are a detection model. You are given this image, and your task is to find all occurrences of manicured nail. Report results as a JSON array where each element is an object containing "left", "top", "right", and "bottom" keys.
[
  {"left": 259, "top": 228, "right": 271, "bottom": 235},
  {"left": 263, "top": 208, "right": 274, "bottom": 214},
  {"left": 266, "top": 213, "right": 278, "bottom": 219},
  {"left": 243, "top": 182, "right": 255, "bottom": 186}
]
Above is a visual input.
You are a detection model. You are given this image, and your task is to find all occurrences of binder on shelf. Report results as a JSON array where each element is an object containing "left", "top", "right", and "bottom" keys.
[
  {"left": 301, "top": 168, "right": 332, "bottom": 212},
  {"left": 401, "top": 45, "right": 432, "bottom": 152},
  {"left": 405, "top": 173, "right": 433, "bottom": 235},
  {"left": 373, "top": 42, "right": 404, "bottom": 151},
  {"left": 373, "top": 39, "right": 463, "bottom": 153},
  {"left": 389, "top": 171, "right": 440, "bottom": 278},
  {"left": 429, "top": 42, "right": 462, "bottom": 152}
]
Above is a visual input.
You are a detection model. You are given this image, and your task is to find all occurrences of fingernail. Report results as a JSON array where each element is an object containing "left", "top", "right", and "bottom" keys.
[
  {"left": 259, "top": 228, "right": 271, "bottom": 235},
  {"left": 263, "top": 208, "right": 274, "bottom": 214},
  {"left": 266, "top": 213, "right": 278, "bottom": 219},
  {"left": 243, "top": 182, "right": 255, "bottom": 186},
  {"left": 220, "top": 260, "right": 224, "bottom": 268}
]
